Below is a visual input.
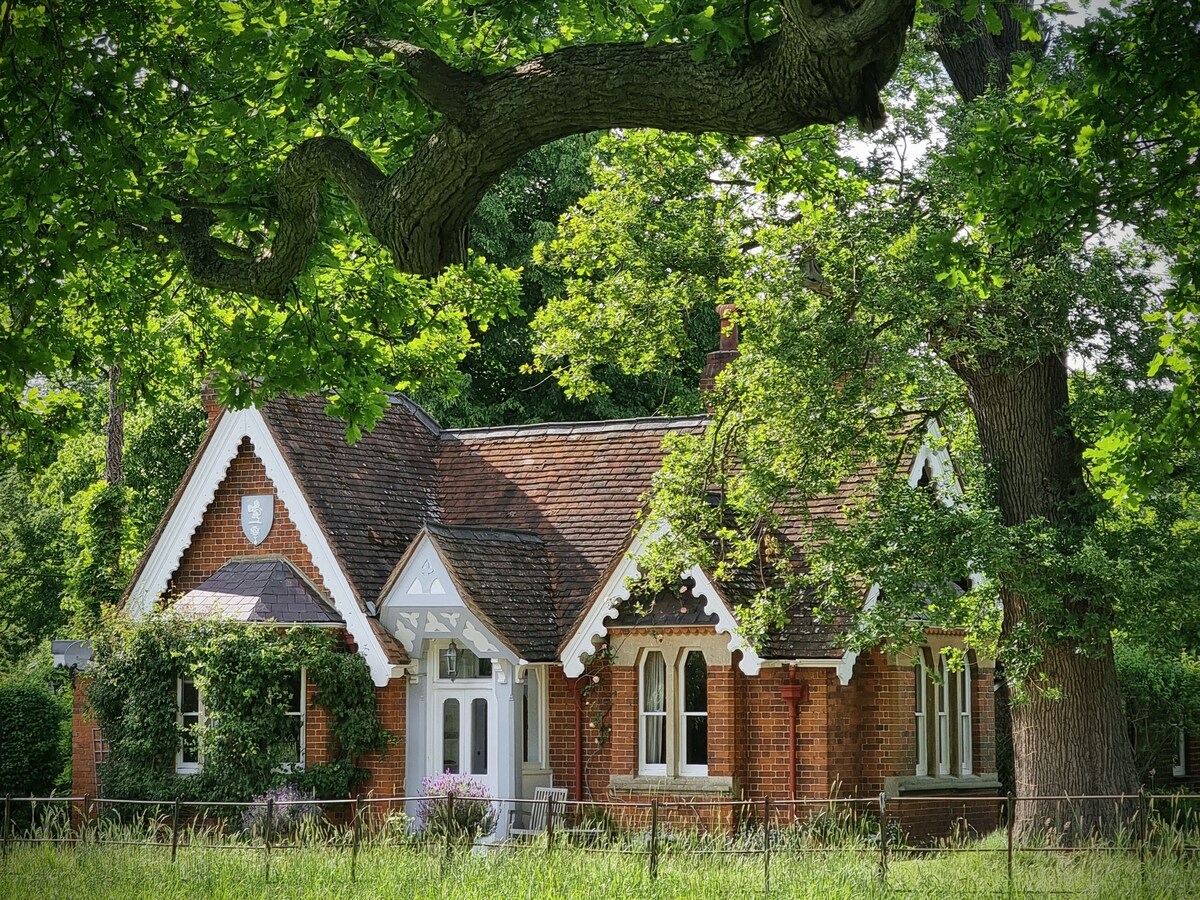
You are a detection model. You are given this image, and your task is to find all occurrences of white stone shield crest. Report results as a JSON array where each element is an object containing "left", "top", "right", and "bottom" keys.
[{"left": 240, "top": 494, "right": 274, "bottom": 546}]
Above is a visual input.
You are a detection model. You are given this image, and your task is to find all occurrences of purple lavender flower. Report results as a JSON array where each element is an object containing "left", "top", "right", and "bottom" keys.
[{"left": 418, "top": 773, "right": 497, "bottom": 841}]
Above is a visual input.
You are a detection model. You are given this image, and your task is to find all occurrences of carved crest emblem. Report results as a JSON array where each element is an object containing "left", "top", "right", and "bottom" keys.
[{"left": 240, "top": 495, "right": 274, "bottom": 546}]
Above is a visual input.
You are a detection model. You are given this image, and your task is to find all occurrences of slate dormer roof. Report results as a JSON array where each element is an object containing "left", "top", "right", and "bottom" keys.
[
  {"left": 423, "top": 524, "right": 557, "bottom": 661},
  {"left": 174, "top": 557, "right": 344, "bottom": 625}
]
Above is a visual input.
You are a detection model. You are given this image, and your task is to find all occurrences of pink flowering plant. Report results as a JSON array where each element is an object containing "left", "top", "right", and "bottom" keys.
[{"left": 418, "top": 772, "right": 497, "bottom": 843}]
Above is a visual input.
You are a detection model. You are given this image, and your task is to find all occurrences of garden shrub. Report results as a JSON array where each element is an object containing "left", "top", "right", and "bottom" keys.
[
  {"left": 418, "top": 773, "right": 497, "bottom": 843},
  {"left": 88, "top": 613, "right": 392, "bottom": 803},
  {"left": 0, "top": 663, "right": 70, "bottom": 797}
]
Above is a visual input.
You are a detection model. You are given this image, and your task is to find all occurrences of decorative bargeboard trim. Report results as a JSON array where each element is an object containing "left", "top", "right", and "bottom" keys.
[{"left": 124, "top": 407, "right": 392, "bottom": 686}]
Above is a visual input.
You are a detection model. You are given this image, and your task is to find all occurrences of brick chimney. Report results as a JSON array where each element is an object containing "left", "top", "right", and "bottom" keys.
[
  {"left": 700, "top": 303, "right": 739, "bottom": 394},
  {"left": 201, "top": 380, "right": 223, "bottom": 430}
]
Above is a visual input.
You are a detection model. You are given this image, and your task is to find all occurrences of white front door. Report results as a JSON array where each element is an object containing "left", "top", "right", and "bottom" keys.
[
  {"left": 427, "top": 644, "right": 499, "bottom": 797},
  {"left": 433, "top": 688, "right": 495, "bottom": 783}
]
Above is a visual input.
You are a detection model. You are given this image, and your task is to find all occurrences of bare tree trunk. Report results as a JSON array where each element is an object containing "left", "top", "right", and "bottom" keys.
[
  {"left": 105, "top": 363, "right": 124, "bottom": 488},
  {"left": 103, "top": 363, "right": 124, "bottom": 572},
  {"left": 954, "top": 352, "right": 1138, "bottom": 838}
]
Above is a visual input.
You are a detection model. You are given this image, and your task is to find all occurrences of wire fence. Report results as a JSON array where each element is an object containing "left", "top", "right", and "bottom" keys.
[{"left": 2, "top": 790, "right": 1199, "bottom": 892}]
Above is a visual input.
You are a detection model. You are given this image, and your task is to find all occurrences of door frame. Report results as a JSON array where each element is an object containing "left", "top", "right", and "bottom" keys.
[{"left": 426, "top": 642, "right": 499, "bottom": 797}]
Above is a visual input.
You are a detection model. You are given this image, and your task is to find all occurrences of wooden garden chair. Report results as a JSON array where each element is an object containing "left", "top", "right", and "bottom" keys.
[{"left": 507, "top": 786, "right": 568, "bottom": 838}]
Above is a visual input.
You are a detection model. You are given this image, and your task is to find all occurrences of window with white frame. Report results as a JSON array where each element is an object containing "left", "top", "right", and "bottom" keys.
[
  {"left": 522, "top": 667, "right": 547, "bottom": 768},
  {"left": 914, "top": 649, "right": 975, "bottom": 778},
  {"left": 680, "top": 651, "right": 709, "bottom": 776},
  {"left": 176, "top": 677, "right": 204, "bottom": 774},
  {"left": 1175, "top": 728, "right": 1187, "bottom": 778},
  {"left": 281, "top": 669, "right": 306, "bottom": 770},
  {"left": 640, "top": 650, "right": 668, "bottom": 774},
  {"left": 936, "top": 656, "right": 951, "bottom": 776},
  {"left": 638, "top": 648, "right": 710, "bottom": 777},
  {"left": 957, "top": 657, "right": 973, "bottom": 776},
  {"left": 914, "top": 654, "right": 929, "bottom": 777}
]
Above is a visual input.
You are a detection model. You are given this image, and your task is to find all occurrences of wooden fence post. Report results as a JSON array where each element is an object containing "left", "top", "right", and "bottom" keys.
[
  {"left": 1138, "top": 788, "right": 1149, "bottom": 882},
  {"left": 351, "top": 795, "right": 361, "bottom": 884},
  {"left": 171, "top": 800, "right": 180, "bottom": 864},
  {"left": 649, "top": 799, "right": 659, "bottom": 880},
  {"left": 264, "top": 797, "right": 274, "bottom": 884},
  {"left": 762, "top": 797, "right": 771, "bottom": 893},
  {"left": 2, "top": 795, "right": 9, "bottom": 865},
  {"left": 878, "top": 792, "right": 889, "bottom": 885},
  {"left": 1006, "top": 792, "right": 1015, "bottom": 890}
]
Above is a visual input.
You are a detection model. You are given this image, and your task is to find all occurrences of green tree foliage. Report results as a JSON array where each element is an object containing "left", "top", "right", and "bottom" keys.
[
  {"left": 1115, "top": 642, "right": 1200, "bottom": 784},
  {"left": 0, "top": 652, "right": 71, "bottom": 797},
  {"left": 0, "top": 391, "right": 206, "bottom": 659},
  {"left": 0, "top": 472, "right": 68, "bottom": 661},
  {"left": 416, "top": 135, "right": 712, "bottom": 426},
  {"left": 88, "top": 615, "right": 391, "bottom": 802},
  {"left": 933, "top": 0, "right": 1200, "bottom": 503},
  {"left": 0, "top": 0, "right": 914, "bottom": 439},
  {"left": 529, "top": 5, "right": 1200, "bottom": 820}
]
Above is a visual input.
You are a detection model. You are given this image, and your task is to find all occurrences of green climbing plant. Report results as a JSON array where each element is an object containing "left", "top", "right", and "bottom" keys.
[{"left": 87, "top": 614, "right": 392, "bottom": 802}]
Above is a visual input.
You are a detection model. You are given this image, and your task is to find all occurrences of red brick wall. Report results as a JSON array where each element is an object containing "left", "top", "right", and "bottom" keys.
[
  {"left": 169, "top": 438, "right": 328, "bottom": 597},
  {"left": 71, "top": 676, "right": 99, "bottom": 800},
  {"left": 539, "top": 643, "right": 998, "bottom": 840},
  {"left": 357, "top": 679, "right": 407, "bottom": 797},
  {"left": 73, "top": 437, "right": 407, "bottom": 802},
  {"left": 849, "top": 651, "right": 914, "bottom": 792},
  {"left": 547, "top": 665, "right": 615, "bottom": 802},
  {"left": 972, "top": 657, "right": 996, "bottom": 776}
]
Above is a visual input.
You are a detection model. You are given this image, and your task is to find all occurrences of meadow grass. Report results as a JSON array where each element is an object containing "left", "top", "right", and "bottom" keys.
[{"left": 1, "top": 836, "right": 1198, "bottom": 899}]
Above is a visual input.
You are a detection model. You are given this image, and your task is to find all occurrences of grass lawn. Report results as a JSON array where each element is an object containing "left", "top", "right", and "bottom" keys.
[{"left": 1, "top": 837, "right": 1198, "bottom": 899}]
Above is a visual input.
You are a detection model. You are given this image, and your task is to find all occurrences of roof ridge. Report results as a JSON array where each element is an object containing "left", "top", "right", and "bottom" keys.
[
  {"left": 427, "top": 522, "right": 545, "bottom": 544},
  {"left": 441, "top": 414, "right": 709, "bottom": 441},
  {"left": 387, "top": 393, "right": 443, "bottom": 435}
]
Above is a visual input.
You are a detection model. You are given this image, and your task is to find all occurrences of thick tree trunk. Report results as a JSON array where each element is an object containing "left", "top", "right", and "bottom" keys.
[{"left": 954, "top": 352, "right": 1138, "bottom": 838}]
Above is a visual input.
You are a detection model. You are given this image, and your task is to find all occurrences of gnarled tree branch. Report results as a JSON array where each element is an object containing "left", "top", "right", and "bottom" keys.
[{"left": 160, "top": 0, "right": 916, "bottom": 297}]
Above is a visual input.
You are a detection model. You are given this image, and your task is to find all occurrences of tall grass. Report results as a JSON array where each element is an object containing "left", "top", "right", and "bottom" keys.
[{"left": 2, "top": 835, "right": 1198, "bottom": 898}]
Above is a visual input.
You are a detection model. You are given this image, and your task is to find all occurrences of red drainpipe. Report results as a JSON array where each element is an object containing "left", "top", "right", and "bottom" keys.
[
  {"left": 573, "top": 676, "right": 586, "bottom": 801},
  {"left": 778, "top": 667, "right": 810, "bottom": 805}
]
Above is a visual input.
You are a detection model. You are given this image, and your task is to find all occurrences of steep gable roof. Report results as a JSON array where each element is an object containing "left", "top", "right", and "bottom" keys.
[
  {"left": 435, "top": 416, "right": 706, "bottom": 633},
  {"left": 132, "top": 391, "right": 952, "bottom": 681},
  {"left": 261, "top": 395, "right": 441, "bottom": 607}
]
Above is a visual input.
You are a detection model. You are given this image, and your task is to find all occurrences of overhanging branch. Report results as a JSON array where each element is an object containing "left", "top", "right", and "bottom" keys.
[{"left": 158, "top": 0, "right": 916, "bottom": 298}]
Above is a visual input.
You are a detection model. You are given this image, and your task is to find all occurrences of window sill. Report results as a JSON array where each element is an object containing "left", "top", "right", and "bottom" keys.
[
  {"left": 884, "top": 773, "right": 1001, "bottom": 796},
  {"left": 609, "top": 775, "right": 736, "bottom": 795}
]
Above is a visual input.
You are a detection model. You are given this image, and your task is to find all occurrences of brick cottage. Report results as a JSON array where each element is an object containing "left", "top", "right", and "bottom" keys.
[{"left": 70, "top": 357, "right": 1005, "bottom": 840}]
